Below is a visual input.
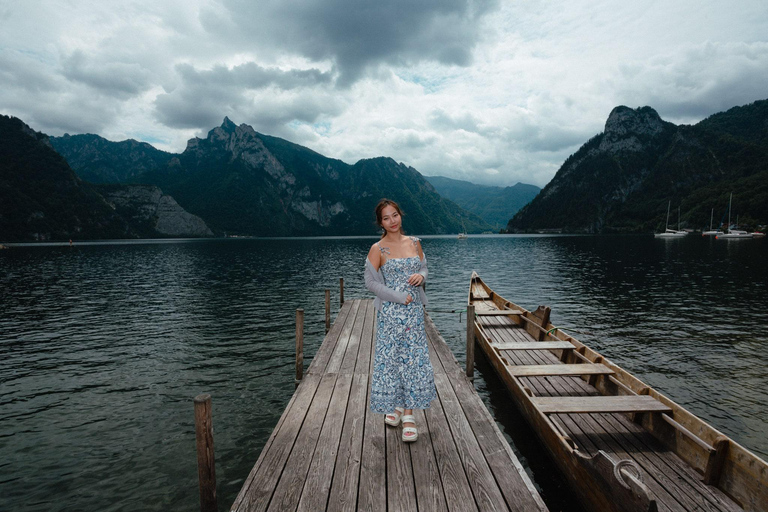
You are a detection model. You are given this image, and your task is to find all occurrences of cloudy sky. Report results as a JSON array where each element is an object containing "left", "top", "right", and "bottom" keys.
[{"left": 2, "top": 0, "right": 767, "bottom": 187}]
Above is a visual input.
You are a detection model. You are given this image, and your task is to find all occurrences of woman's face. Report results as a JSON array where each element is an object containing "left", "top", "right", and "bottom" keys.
[{"left": 380, "top": 205, "right": 401, "bottom": 235}]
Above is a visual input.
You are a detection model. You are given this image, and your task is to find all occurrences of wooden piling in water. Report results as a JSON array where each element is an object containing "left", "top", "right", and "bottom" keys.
[
  {"left": 295, "top": 308, "right": 304, "bottom": 385},
  {"left": 466, "top": 304, "right": 475, "bottom": 380},
  {"left": 193, "top": 394, "right": 217, "bottom": 512},
  {"left": 324, "top": 289, "right": 330, "bottom": 334},
  {"left": 339, "top": 278, "right": 344, "bottom": 304}
]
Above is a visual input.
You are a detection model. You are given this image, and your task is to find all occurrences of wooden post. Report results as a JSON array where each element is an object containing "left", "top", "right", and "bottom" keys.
[
  {"left": 466, "top": 304, "right": 475, "bottom": 381},
  {"left": 339, "top": 278, "right": 345, "bottom": 305},
  {"left": 325, "top": 289, "right": 331, "bottom": 334},
  {"left": 296, "top": 308, "right": 304, "bottom": 385},
  {"left": 194, "top": 394, "right": 217, "bottom": 512}
]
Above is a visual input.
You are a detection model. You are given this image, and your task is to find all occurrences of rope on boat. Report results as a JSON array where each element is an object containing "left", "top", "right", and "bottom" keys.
[{"left": 426, "top": 308, "right": 468, "bottom": 322}]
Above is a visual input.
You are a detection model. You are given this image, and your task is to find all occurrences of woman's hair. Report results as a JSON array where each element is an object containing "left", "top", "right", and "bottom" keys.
[{"left": 375, "top": 198, "right": 405, "bottom": 238}]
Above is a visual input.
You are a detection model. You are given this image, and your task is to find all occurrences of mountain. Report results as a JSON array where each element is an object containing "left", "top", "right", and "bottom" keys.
[
  {"left": 0, "top": 115, "right": 131, "bottom": 241},
  {"left": 0, "top": 115, "right": 212, "bottom": 241},
  {"left": 508, "top": 100, "right": 768, "bottom": 233},
  {"left": 425, "top": 176, "right": 539, "bottom": 229},
  {"left": 54, "top": 118, "right": 492, "bottom": 236},
  {"left": 49, "top": 134, "right": 174, "bottom": 183},
  {"left": 97, "top": 184, "right": 213, "bottom": 238}
]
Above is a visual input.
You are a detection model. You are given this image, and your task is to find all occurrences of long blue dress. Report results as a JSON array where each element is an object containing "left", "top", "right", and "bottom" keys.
[{"left": 369, "top": 254, "right": 437, "bottom": 413}]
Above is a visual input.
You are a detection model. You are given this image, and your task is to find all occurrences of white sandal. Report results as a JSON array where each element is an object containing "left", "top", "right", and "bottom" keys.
[
  {"left": 401, "top": 414, "right": 418, "bottom": 442},
  {"left": 385, "top": 407, "right": 404, "bottom": 427}
]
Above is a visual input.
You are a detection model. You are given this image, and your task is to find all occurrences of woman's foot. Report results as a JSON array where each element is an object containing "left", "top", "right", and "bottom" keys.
[
  {"left": 385, "top": 407, "right": 404, "bottom": 426},
  {"left": 401, "top": 410, "right": 417, "bottom": 442}
]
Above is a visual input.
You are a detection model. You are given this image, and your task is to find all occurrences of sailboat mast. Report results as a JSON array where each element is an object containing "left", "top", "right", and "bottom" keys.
[
  {"left": 710, "top": 208, "right": 714, "bottom": 231},
  {"left": 678, "top": 206, "right": 681, "bottom": 231},
  {"left": 728, "top": 193, "right": 732, "bottom": 233},
  {"left": 665, "top": 201, "right": 671, "bottom": 230}
]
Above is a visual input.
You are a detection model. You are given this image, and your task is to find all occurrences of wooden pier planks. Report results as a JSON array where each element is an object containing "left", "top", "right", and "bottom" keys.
[
  {"left": 231, "top": 299, "right": 547, "bottom": 512},
  {"left": 474, "top": 312, "right": 744, "bottom": 512}
]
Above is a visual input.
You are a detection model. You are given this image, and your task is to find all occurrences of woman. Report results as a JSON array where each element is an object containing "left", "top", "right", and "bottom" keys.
[{"left": 364, "top": 199, "right": 436, "bottom": 442}]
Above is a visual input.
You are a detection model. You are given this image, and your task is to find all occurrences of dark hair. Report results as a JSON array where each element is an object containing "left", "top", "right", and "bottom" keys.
[{"left": 375, "top": 198, "right": 405, "bottom": 238}]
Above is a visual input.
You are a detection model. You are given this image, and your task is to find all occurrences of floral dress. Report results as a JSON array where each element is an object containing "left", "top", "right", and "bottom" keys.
[{"left": 369, "top": 246, "right": 437, "bottom": 413}]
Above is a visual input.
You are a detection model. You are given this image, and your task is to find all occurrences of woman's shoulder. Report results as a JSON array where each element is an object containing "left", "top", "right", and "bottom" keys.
[{"left": 409, "top": 236, "right": 421, "bottom": 244}]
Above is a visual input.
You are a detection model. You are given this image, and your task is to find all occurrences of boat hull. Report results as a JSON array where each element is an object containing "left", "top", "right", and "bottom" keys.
[{"left": 468, "top": 272, "right": 768, "bottom": 512}]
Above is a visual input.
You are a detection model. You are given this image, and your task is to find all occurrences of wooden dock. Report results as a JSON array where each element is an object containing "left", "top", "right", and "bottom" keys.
[{"left": 230, "top": 299, "right": 548, "bottom": 512}]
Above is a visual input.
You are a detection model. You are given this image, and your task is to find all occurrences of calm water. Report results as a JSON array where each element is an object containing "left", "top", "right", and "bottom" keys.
[{"left": 1, "top": 235, "right": 766, "bottom": 511}]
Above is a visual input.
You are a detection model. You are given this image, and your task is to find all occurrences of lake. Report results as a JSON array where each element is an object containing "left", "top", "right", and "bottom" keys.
[{"left": 1, "top": 234, "right": 766, "bottom": 511}]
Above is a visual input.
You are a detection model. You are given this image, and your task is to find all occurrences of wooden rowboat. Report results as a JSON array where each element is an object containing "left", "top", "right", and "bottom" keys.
[{"left": 468, "top": 272, "right": 767, "bottom": 512}]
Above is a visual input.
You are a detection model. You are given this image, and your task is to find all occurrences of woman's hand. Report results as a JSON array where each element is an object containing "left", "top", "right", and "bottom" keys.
[
  {"left": 407, "top": 273, "right": 424, "bottom": 286},
  {"left": 404, "top": 294, "right": 413, "bottom": 305}
]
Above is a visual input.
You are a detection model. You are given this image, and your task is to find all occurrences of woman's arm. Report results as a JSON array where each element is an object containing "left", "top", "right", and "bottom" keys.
[{"left": 365, "top": 246, "right": 409, "bottom": 304}]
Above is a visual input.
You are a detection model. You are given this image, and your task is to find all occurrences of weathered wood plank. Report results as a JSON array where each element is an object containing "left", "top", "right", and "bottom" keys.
[
  {"left": 232, "top": 372, "right": 323, "bottom": 512},
  {"left": 326, "top": 371, "right": 369, "bottom": 512},
  {"left": 296, "top": 373, "right": 354, "bottom": 512},
  {"left": 337, "top": 298, "right": 367, "bottom": 374},
  {"left": 386, "top": 419, "right": 418, "bottom": 512},
  {"left": 493, "top": 341, "right": 574, "bottom": 351},
  {"left": 353, "top": 300, "right": 375, "bottom": 375},
  {"left": 441, "top": 371, "right": 548, "bottom": 511},
  {"left": 424, "top": 315, "right": 464, "bottom": 375},
  {"left": 266, "top": 372, "right": 339, "bottom": 512},
  {"left": 423, "top": 388, "right": 480, "bottom": 512},
  {"left": 409, "top": 407, "right": 449, "bottom": 511},
  {"left": 475, "top": 309, "right": 524, "bottom": 316},
  {"left": 508, "top": 363, "right": 614, "bottom": 377},
  {"left": 326, "top": 299, "right": 362, "bottom": 374},
  {"left": 533, "top": 395, "right": 672, "bottom": 414},
  {"left": 306, "top": 301, "right": 353, "bottom": 376},
  {"left": 427, "top": 318, "right": 546, "bottom": 511},
  {"left": 434, "top": 372, "right": 510, "bottom": 511},
  {"left": 358, "top": 342, "right": 385, "bottom": 512}
]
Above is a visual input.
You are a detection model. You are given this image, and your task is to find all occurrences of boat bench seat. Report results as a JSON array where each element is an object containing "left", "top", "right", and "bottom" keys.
[
  {"left": 494, "top": 341, "right": 574, "bottom": 351},
  {"left": 508, "top": 363, "right": 612, "bottom": 377},
  {"left": 532, "top": 395, "right": 673, "bottom": 414},
  {"left": 476, "top": 310, "right": 524, "bottom": 316}
]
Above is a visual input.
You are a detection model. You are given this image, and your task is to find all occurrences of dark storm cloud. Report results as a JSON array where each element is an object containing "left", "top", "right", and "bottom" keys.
[
  {"left": 154, "top": 61, "right": 338, "bottom": 129},
  {"left": 175, "top": 62, "right": 333, "bottom": 89},
  {"left": 207, "top": 0, "right": 500, "bottom": 84}
]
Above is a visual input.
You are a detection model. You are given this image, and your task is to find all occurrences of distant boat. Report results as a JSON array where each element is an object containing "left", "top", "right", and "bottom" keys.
[
  {"left": 752, "top": 232, "right": 766, "bottom": 238},
  {"left": 457, "top": 220, "right": 468, "bottom": 239},
  {"left": 717, "top": 193, "right": 753, "bottom": 239},
  {"left": 655, "top": 202, "right": 687, "bottom": 238},
  {"left": 702, "top": 208, "right": 724, "bottom": 236}
]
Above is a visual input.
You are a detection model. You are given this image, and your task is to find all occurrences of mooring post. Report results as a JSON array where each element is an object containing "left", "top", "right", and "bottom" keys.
[
  {"left": 325, "top": 289, "right": 331, "bottom": 333},
  {"left": 194, "top": 394, "right": 217, "bottom": 512},
  {"left": 466, "top": 304, "right": 475, "bottom": 381},
  {"left": 339, "top": 278, "right": 344, "bottom": 305},
  {"left": 296, "top": 308, "right": 304, "bottom": 386}
]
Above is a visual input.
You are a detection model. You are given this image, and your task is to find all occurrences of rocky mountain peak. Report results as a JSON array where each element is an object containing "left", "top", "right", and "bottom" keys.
[
  {"left": 599, "top": 106, "right": 665, "bottom": 153},
  {"left": 604, "top": 106, "right": 663, "bottom": 138}
]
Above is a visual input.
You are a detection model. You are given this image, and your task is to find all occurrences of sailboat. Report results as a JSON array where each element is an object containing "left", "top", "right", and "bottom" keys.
[
  {"left": 457, "top": 219, "right": 468, "bottom": 239},
  {"left": 654, "top": 201, "right": 687, "bottom": 238},
  {"left": 702, "top": 208, "right": 724, "bottom": 236},
  {"left": 717, "top": 193, "right": 753, "bottom": 239}
]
